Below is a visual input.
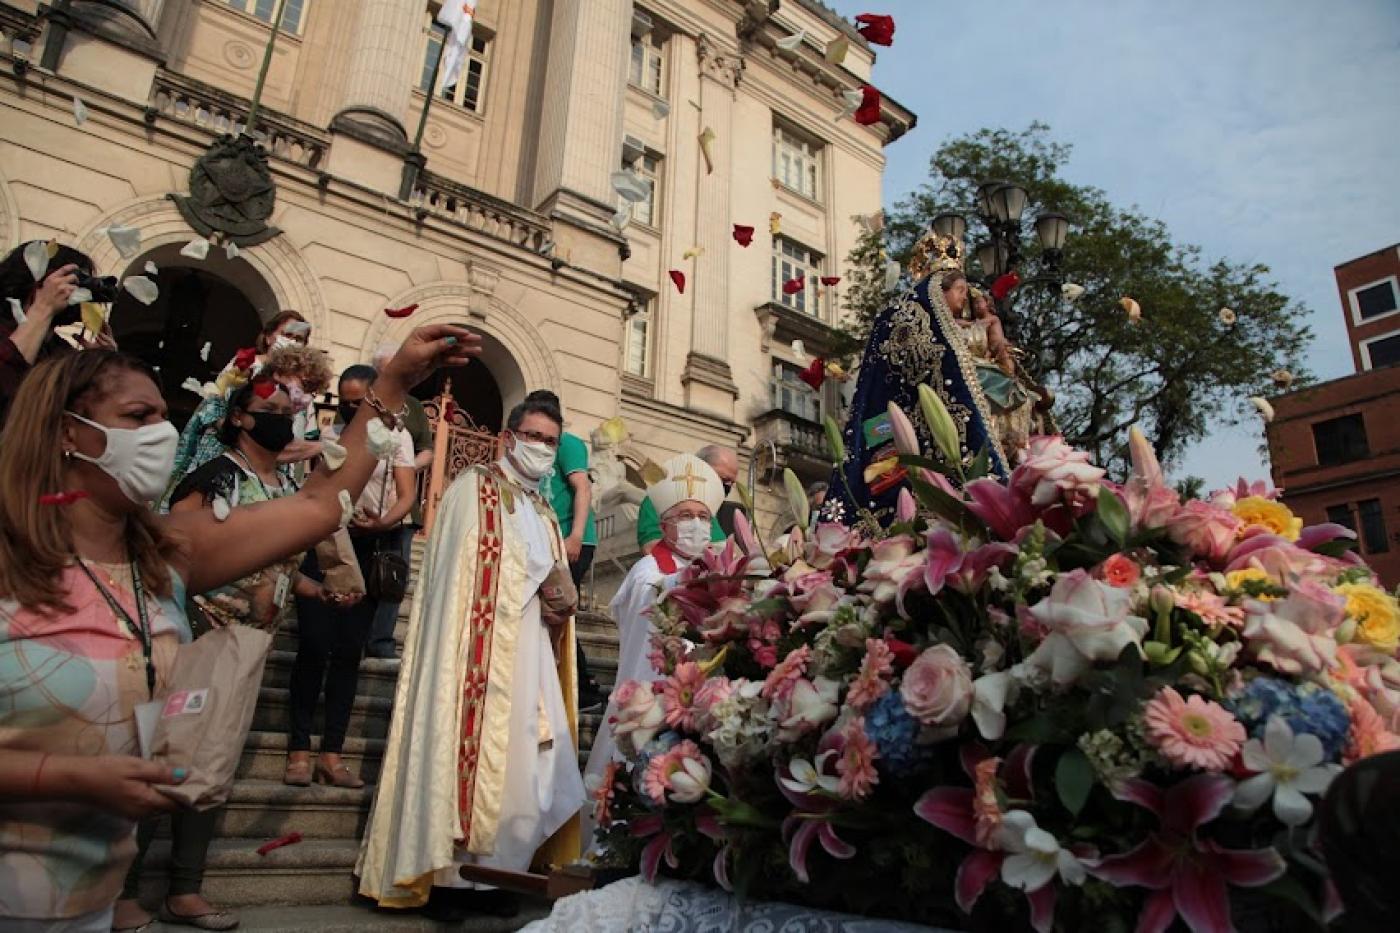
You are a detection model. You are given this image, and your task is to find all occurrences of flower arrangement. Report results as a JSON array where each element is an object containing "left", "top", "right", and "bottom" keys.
[{"left": 591, "top": 391, "right": 1400, "bottom": 931}]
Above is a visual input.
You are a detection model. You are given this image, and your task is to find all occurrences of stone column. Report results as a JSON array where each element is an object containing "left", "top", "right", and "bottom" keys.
[
  {"left": 330, "top": 0, "right": 423, "bottom": 150},
  {"left": 681, "top": 33, "right": 743, "bottom": 414},
  {"left": 530, "top": 0, "right": 631, "bottom": 221}
]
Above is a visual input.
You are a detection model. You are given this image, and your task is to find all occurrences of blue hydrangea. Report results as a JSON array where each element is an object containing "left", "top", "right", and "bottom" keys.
[
  {"left": 631, "top": 731, "right": 682, "bottom": 807},
  {"left": 865, "top": 692, "right": 934, "bottom": 777},
  {"left": 1227, "top": 677, "right": 1350, "bottom": 761}
]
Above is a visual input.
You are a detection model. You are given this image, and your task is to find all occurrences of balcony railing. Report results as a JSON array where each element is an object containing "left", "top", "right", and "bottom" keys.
[
  {"left": 753, "top": 408, "right": 832, "bottom": 483},
  {"left": 409, "top": 171, "right": 552, "bottom": 253},
  {"left": 149, "top": 71, "right": 330, "bottom": 169}
]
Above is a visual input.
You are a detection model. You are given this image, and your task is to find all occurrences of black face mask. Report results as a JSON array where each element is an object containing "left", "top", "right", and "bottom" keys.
[
  {"left": 244, "top": 411, "right": 296, "bottom": 453},
  {"left": 722, "top": 481, "right": 735, "bottom": 497}
]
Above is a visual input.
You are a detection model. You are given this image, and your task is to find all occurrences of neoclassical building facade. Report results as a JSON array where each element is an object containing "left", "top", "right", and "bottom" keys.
[{"left": 0, "top": 0, "right": 913, "bottom": 558}]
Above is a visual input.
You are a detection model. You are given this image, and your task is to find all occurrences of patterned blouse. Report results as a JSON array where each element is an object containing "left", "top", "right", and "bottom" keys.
[{"left": 0, "top": 564, "right": 191, "bottom": 920}]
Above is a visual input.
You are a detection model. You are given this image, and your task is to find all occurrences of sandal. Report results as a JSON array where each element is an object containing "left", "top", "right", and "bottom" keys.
[
  {"left": 112, "top": 898, "right": 153, "bottom": 933},
  {"left": 282, "top": 755, "right": 313, "bottom": 787},
  {"left": 314, "top": 760, "right": 365, "bottom": 789},
  {"left": 158, "top": 902, "right": 240, "bottom": 930}
]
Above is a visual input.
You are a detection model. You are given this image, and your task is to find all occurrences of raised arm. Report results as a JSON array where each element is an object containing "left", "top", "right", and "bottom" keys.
[{"left": 164, "top": 325, "right": 481, "bottom": 595}]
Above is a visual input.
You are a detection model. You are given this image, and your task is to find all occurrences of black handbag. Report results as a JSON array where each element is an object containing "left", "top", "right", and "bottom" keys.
[{"left": 364, "top": 462, "right": 409, "bottom": 603}]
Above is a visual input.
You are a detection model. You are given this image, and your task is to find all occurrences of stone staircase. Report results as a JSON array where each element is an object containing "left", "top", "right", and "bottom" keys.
[{"left": 134, "top": 536, "right": 621, "bottom": 929}]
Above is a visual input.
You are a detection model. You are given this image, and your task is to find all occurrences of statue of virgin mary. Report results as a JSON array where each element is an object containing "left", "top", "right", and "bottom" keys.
[{"left": 821, "top": 231, "right": 1013, "bottom": 532}]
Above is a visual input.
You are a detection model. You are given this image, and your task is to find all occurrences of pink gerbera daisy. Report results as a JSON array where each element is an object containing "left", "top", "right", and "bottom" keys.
[
  {"left": 846, "top": 639, "right": 895, "bottom": 710},
  {"left": 835, "top": 717, "right": 880, "bottom": 801},
  {"left": 593, "top": 760, "right": 621, "bottom": 828},
  {"left": 1176, "top": 589, "right": 1245, "bottom": 629},
  {"left": 972, "top": 756, "right": 1003, "bottom": 848},
  {"left": 1143, "top": 686, "right": 1246, "bottom": 772},
  {"left": 761, "top": 645, "right": 811, "bottom": 701},
  {"left": 659, "top": 662, "right": 707, "bottom": 732}
]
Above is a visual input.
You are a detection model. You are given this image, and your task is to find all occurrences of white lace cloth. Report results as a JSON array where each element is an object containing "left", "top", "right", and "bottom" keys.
[{"left": 518, "top": 877, "right": 952, "bottom": 932}]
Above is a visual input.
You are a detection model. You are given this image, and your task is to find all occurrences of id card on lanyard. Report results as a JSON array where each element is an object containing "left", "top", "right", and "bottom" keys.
[{"left": 77, "top": 560, "right": 156, "bottom": 699}]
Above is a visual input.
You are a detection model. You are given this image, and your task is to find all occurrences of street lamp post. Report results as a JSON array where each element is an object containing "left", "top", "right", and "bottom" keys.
[{"left": 936, "top": 182, "right": 1070, "bottom": 341}]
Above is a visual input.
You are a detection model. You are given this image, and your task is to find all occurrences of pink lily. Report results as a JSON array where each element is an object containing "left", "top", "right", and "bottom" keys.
[
  {"left": 630, "top": 813, "right": 679, "bottom": 883},
  {"left": 776, "top": 729, "right": 859, "bottom": 882},
  {"left": 964, "top": 478, "right": 1038, "bottom": 541},
  {"left": 731, "top": 507, "right": 763, "bottom": 558},
  {"left": 1091, "top": 775, "right": 1285, "bottom": 933},
  {"left": 695, "top": 805, "right": 735, "bottom": 892},
  {"left": 1296, "top": 522, "right": 1357, "bottom": 553},
  {"left": 783, "top": 814, "right": 856, "bottom": 883}
]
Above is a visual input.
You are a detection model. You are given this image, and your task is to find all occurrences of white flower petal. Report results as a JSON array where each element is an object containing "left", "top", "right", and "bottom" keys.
[
  {"left": 1024, "top": 827, "right": 1059, "bottom": 857},
  {"left": 224, "top": 241, "right": 240, "bottom": 260},
  {"left": 1262, "top": 716, "right": 1294, "bottom": 762},
  {"left": 1272, "top": 784, "right": 1313, "bottom": 827},
  {"left": 180, "top": 237, "right": 211, "bottom": 260},
  {"left": 1232, "top": 773, "right": 1275, "bottom": 813},
  {"left": 1291, "top": 764, "right": 1338, "bottom": 796},
  {"left": 72, "top": 96, "right": 88, "bottom": 126},
  {"left": 1057, "top": 850, "right": 1087, "bottom": 886},
  {"left": 106, "top": 225, "right": 142, "bottom": 259},
  {"left": 67, "top": 287, "right": 92, "bottom": 306},
  {"left": 180, "top": 378, "right": 203, "bottom": 395},
  {"left": 366, "top": 418, "right": 398, "bottom": 459},
  {"left": 1002, "top": 853, "right": 1056, "bottom": 892},
  {"left": 776, "top": 31, "right": 806, "bottom": 51},
  {"left": 23, "top": 241, "right": 48, "bottom": 282},
  {"left": 337, "top": 489, "right": 354, "bottom": 527},
  {"left": 1240, "top": 738, "right": 1270, "bottom": 773},
  {"left": 144, "top": 260, "right": 159, "bottom": 276},
  {"left": 122, "top": 275, "right": 159, "bottom": 305},
  {"left": 1285, "top": 732, "right": 1325, "bottom": 770},
  {"left": 200, "top": 342, "right": 212, "bottom": 362},
  {"left": 7, "top": 297, "right": 25, "bottom": 325},
  {"left": 321, "top": 439, "right": 347, "bottom": 471}
]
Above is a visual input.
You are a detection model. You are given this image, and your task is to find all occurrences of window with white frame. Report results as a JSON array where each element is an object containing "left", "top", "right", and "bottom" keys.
[
  {"left": 772, "top": 361, "right": 821, "bottom": 422},
  {"left": 420, "top": 15, "right": 492, "bottom": 114},
  {"left": 226, "top": 0, "right": 307, "bottom": 34},
  {"left": 1361, "top": 330, "right": 1400, "bottom": 370},
  {"left": 1350, "top": 276, "right": 1400, "bottom": 324},
  {"left": 629, "top": 30, "right": 665, "bottom": 96},
  {"left": 772, "top": 236, "right": 823, "bottom": 316},
  {"left": 625, "top": 300, "right": 654, "bottom": 379},
  {"left": 772, "top": 123, "right": 821, "bottom": 200},
  {"left": 617, "top": 152, "right": 660, "bottom": 227}
]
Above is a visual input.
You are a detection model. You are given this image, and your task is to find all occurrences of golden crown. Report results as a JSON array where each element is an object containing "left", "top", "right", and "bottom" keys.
[{"left": 908, "top": 232, "right": 964, "bottom": 281}]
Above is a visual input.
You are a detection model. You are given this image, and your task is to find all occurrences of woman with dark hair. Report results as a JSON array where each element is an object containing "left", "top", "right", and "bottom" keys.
[{"left": 0, "top": 325, "right": 480, "bottom": 931}]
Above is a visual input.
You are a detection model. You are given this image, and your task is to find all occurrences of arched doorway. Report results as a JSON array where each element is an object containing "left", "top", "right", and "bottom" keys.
[
  {"left": 109, "top": 243, "right": 279, "bottom": 428},
  {"left": 413, "top": 359, "right": 503, "bottom": 434}
]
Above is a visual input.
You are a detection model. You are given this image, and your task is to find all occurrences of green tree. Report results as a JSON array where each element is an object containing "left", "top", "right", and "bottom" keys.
[{"left": 839, "top": 123, "right": 1312, "bottom": 476}]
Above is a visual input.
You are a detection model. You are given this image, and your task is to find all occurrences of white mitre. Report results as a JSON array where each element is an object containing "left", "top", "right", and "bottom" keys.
[{"left": 647, "top": 454, "right": 724, "bottom": 519}]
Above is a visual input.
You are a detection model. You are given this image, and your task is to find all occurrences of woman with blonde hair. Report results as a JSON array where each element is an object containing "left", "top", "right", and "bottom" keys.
[{"left": 0, "top": 325, "right": 480, "bottom": 932}]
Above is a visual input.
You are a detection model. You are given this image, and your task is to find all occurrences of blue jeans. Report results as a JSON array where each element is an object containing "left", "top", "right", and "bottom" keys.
[{"left": 365, "top": 524, "right": 414, "bottom": 658}]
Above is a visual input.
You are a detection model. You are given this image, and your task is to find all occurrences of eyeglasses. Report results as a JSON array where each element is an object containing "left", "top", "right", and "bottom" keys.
[
  {"left": 512, "top": 428, "right": 559, "bottom": 449},
  {"left": 664, "top": 510, "right": 711, "bottom": 524}
]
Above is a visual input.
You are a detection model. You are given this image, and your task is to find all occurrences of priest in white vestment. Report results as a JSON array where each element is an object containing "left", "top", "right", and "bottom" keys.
[
  {"left": 583, "top": 455, "right": 725, "bottom": 817},
  {"left": 356, "top": 399, "right": 586, "bottom": 909}
]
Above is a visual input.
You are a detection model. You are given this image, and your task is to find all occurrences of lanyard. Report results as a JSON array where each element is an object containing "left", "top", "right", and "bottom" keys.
[
  {"left": 77, "top": 559, "right": 156, "bottom": 700},
  {"left": 226, "top": 450, "right": 293, "bottom": 501}
]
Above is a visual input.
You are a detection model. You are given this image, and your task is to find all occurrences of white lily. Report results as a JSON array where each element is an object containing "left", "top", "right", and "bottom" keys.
[
  {"left": 997, "top": 810, "right": 1086, "bottom": 892},
  {"left": 970, "top": 671, "right": 1016, "bottom": 741},
  {"left": 779, "top": 751, "right": 840, "bottom": 796},
  {"left": 1232, "top": 716, "right": 1339, "bottom": 826}
]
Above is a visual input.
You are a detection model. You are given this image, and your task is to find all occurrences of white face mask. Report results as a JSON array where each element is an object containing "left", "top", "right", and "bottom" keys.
[
  {"left": 66, "top": 412, "right": 179, "bottom": 505},
  {"left": 272, "top": 335, "right": 299, "bottom": 351},
  {"left": 510, "top": 437, "right": 556, "bottom": 481},
  {"left": 670, "top": 516, "right": 711, "bottom": 558}
]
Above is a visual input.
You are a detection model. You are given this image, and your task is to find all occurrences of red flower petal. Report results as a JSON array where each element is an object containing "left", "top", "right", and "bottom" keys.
[
  {"left": 854, "top": 85, "right": 882, "bottom": 125},
  {"left": 1003, "top": 743, "right": 1038, "bottom": 802},
  {"left": 820, "top": 275, "right": 842, "bottom": 286},
  {"left": 955, "top": 849, "right": 1003, "bottom": 914},
  {"left": 233, "top": 347, "right": 257, "bottom": 370},
  {"left": 256, "top": 831, "right": 302, "bottom": 856},
  {"left": 640, "top": 832, "right": 672, "bottom": 883},
  {"left": 990, "top": 271, "right": 1021, "bottom": 301},
  {"left": 384, "top": 303, "right": 418, "bottom": 319},
  {"left": 252, "top": 379, "right": 277, "bottom": 399},
  {"left": 1162, "top": 774, "right": 1233, "bottom": 836},
  {"left": 1091, "top": 836, "right": 1176, "bottom": 890},
  {"left": 732, "top": 224, "right": 755, "bottom": 247},
  {"left": 782, "top": 276, "right": 806, "bottom": 295},
  {"left": 39, "top": 491, "right": 89, "bottom": 506},
  {"left": 1026, "top": 884, "right": 1056, "bottom": 933},
  {"left": 1172, "top": 857, "right": 1232, "bottom": 933},
  {"left": 853, "top": 13, "right": 895, "bottom": 46},
  {"left": 1200, "top": 840, "right": 1285, "bottom": 888},
  {"left": 1112, "top": 778, "right": 1165, "bottom": 816},
  {"left": 669, "top": 270, "right": 686, "bottom": 294},
  {"left": 913, "top": 787, "right": 978, "bottom": 845},
  {"left": 797, "top": 358, "right": 825, "bottom": 390}
]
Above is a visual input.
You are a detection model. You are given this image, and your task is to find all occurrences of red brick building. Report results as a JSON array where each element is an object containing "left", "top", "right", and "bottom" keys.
[{"left": 1265, "top": 245, "right": 1400, "bottom": 588}]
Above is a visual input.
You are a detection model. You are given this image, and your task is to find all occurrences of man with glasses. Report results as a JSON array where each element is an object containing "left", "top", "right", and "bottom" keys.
[
  {"left": 636, "top": 444, "right": 739, "bottom": 555},
  {"left": 358, "top": 397, "right": 585, "bottom": 920}
]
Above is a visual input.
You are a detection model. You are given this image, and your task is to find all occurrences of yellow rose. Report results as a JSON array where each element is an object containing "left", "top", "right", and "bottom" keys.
[
  {"left": 1232, "top": 496, "right": 1302, "bottom": 542},
  {"left": 1335, "top": 583, "right": 1400, "bottom": 653},
  {"left": 1225, "top": 567, "right": 1278, "bottom": 600}
]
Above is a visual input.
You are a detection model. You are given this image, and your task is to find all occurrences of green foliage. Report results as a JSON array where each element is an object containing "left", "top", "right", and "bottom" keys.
[
  {"left": 1054, "top": 746, "right": 1095, "bottom": 818},
  {"left": 842, "top": 123, "right": 1314, "bottom": 475}
]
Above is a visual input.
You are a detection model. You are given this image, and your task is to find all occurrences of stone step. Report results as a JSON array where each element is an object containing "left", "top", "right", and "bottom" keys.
[
  {"left": 216, "top": 901, "right": 549, "bottom": 931},
  {"left": 252, "top": 686, "right": 395, "bottom": 742},
  {"left": 213, "top": 779, "right": 375, "bottom": 840},
  {"left": 261, "top": 650, "right": 403, "bottom": 700},
  {"left": 238, "top": 731, "right": 387, "bottom": 783},
  {"left": 576, "top": 629, "right": 619, "bottom": 663},
  {"left": 135, "top": 836, "right": 363, "bottom": 908}
]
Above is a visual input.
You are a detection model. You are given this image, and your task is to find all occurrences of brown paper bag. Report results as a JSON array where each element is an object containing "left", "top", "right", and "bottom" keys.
[
  {"left": 151, "top": 624, "right": 274, "bottom": 810},
  {"left": 315, "top": 527, "right": 365, "bottom": 596},
  {"left": 539, "top": 560, "right": 578, "bottom": 616}
]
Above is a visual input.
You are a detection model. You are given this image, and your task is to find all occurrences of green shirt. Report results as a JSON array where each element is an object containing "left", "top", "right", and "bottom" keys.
[
  {"left": 544, "top": 432, "right": 597, "bottom": 545},
  {"left": 635, "top": 497, "right": 725, "bottom": 550}
]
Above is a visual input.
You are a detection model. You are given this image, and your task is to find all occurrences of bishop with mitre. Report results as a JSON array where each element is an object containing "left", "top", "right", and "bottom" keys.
[{"left": 356, "top": 398, "right": 586, "bottom": 910}]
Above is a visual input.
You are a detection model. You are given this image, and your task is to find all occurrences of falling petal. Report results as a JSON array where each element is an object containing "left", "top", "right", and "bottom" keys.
[
  {"left": 72, "top": 96, "right": 89, "bottom": 126},
  {"left": 144, "top": 260, "right": 159, "bottom": 276},
  {"left": 854, "top": 85, "right": 882, "bottom": 125},
  {"left": 770, "top": 212, "right": 782, "bottom": 236},
  {"left": 180, "top": 378, "right": 203, "bottom": 395},
  {"left": 40, "top": 490, "right": 90, "bottom": 506},
  {"left": 225, "top": 241, "right": 241, "bottom": 260},
  {"left": 820, "top": 276, "right": 841, "bottom": 287},
  {"left": 732, "top": 224, "right": 754, "bottom": 246},
  {"left": 698, "top": 126, "right": 717, "bottom": 175},
  {"left": 776, "top": 31, "right": 806, "bottom": 51},
  {"left": 122, "top": 275, "right": 159, "bottom": 305},
  {"left": 1218, "top": 307, "right": 1237, "bottom": 326},
  {"left": 321, "top": 439, "right": 348, "bottom": 471},
  {"left": 782, "top": 276, "right": 806, "bottom": 295},
  {"left": 212, "top": 497, "right": 231, "bottom": 522},
  {"left": 825, "top": 35, "right": 849, "bottom": 64},
  {"left": 23, "top": 241, "right": 47, "bottom": 282},
  {"left": 80, "top": 302, "right": 107, "bottom": 334},
  {"left": 854, "top": 13, "right": 896, "bottom": 46},
  {"left": 651, "top": 99, "right": 670, "bottom": 119},
  {"left": 610, "top": 207, "right": 631, "bottom": 231},
  {"left": 337, "top": 489, "right": 354, "bottom": 528},
  {"left": 884, "top": 260, "right": 901, "bottom": 291},
  {"left": 7, "top": 297, "right": 25, "bottom": 325},
  {"left": 201, "top": 381, "right": 220, "bottom": 399},
  {"left": 252, "top": 379, "right": 277, "bottom": 400},
  {"left": 791, "top": 339, "right": 809, "bottom": 362},
  {"left": 1061, "top": 282, "right": 1085, "bottom": 301},
  {"left": 180, "top": 237, "right": 211, "bottom": 260},
  {"left": 384, "top": 304, "right": 418, "bottom": 319},
  {"left": 1270, "top": 369, "right": 1294, "bottom": 389},
  {"left": 366, "top": 418, "right": 399, "bottom": 459},
  {"left": 105, "top": 225, "right": 142, "bottom": 259},
  {"left": 610, "top": 170, "right": 649, "bottom": 203},
  {"left": 837, "top": 88, "right": 864, "bottom": 120},
  {"left": 1250, "top": 397, "right": 1275, "bottom": 422},
  {"left": 682, "top": 246, "right": 704, "bottom": 260},
  {"left": 1119, "top": 296, "right": 1142, "bottom": 323},
  {"left": 668, "top": 270, "right": 686, "bottom": 294},
  {"left": 67, "top": 288, "right": 92, "bottom": 306},
  {"left": 200, "top": 341, "right": 212, "bottom": 361}
]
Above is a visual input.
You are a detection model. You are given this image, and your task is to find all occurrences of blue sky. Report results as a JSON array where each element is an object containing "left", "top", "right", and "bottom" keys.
[{"left": 828, "top": 0, "right": 1400, "bottom": 488}]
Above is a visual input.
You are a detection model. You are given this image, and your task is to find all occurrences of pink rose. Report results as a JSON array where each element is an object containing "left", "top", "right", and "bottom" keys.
[
  {"left": 1241, "top": 579, "right": 1345, "bottom": 675},
  {"left": 1166, "top": 500, "right": 1241, "bottom": 564},
  {"left": 1024, "top": 569, "right": 1148, "bottom": 686},
  {"left": 612, "top": 680, "right": 666, "bottom": 756},
  {"left": 861, "top": 534, "right": 923, "bottom": 604},
  {"left": 900, "top": 645, "right": 973, "bottom": 733},
  {"left": 1011, "top": 435, "right": 1105, "bottom": 509},
  {"left": 774, "top": 676, "right": 840, "bottom": 742},
  {"left": 809, "top": 522, "right": 856, "bottom": 569}
]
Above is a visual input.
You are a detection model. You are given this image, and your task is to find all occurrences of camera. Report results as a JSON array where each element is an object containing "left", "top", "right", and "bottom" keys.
[{"left": 75, "top": 271, "right": 120, "bottom": 303}]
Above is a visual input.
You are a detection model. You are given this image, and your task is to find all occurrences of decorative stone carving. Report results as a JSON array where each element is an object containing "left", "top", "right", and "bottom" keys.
[
  {"left": 222, "top": 40, "right": 255, "bottom": 69},
  {"left": 169, "top": 133, "right": 280, "bottom": 246},
  {"left": 696, "top": 32, "right": 745, "bottom": 88}
]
